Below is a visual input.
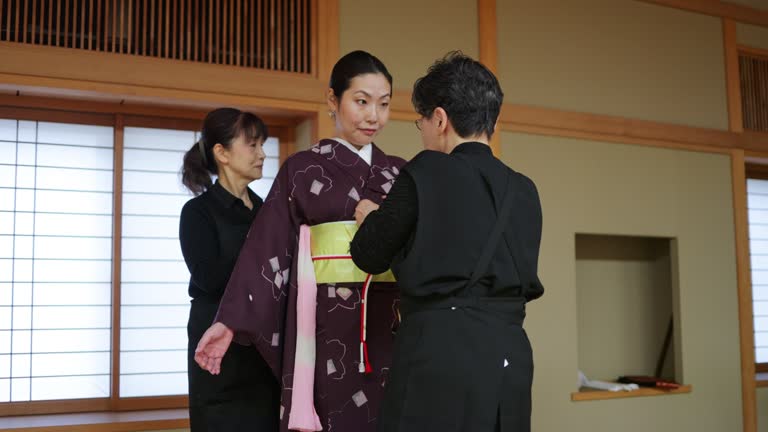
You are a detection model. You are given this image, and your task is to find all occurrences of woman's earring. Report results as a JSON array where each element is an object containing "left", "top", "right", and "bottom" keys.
[{"left": 328, "top": 111, "right": 336, "bottom": 118}]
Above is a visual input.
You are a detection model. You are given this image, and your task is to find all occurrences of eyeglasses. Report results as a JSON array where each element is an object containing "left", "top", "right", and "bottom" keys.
[{"left": 414, "top": 118, "right": 423, "bottom": 131}]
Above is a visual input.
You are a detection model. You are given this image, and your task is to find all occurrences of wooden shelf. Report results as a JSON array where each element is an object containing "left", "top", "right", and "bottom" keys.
[{"left": 571, "top": 384, "right": 692, "bottom": 402}]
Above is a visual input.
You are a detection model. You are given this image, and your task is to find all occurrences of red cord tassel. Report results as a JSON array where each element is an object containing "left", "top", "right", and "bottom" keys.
[{"left": 363, "top": 341, "right": 372, "bottom": 374}]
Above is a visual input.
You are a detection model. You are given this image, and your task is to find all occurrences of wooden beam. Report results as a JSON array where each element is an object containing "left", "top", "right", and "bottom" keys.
[
  {"left": 394, "top": 89, "right": 768, "bottom": 154},
  {"left": 503, "top": 121, "right": 734, "bottom": 155},
  {"left": 0, "top": 398, "right": 111, "bottom": 417},
  {"left": 313, "top": 104, "right": 334, "bottom": 144},
  {"left": 724, "top": 19, "right": 745, "bottom": 133},
  {"left": 498, "top": 103, "right": 748, "bottom": 150},
  {"left": 389, "top": 110, "right": 418, "bottom": 122},
  {"left": 0, "top": 105, "right": 113, "bottom": 126},
  {"left": 390, "top": 89, "right": 413, "bottom": 115},
  {"left": 315, "top": 0, "right": 339, "bottom": 82},
  {"left": 0, "top": 73, "right": 320, "bottom": 119},
  {"left": 0, "top": 93, "right": 203, "bottom": 119},
  {"left": 0, "top": 42, "right": 325, "bottom": 106},
  {"left": 113, "top": 395, "right": 187, "bottom": 411},
  {"left": 0, "top": 94, "right": 305, "bottom": 127},
  {"left": 271, "top": 126, "right": 297, "bottom": 164},
  {"left": 739, "top": 44, "right": 768, "bottom": 59},
  {"left": 478, "top": 0, "right": 498, "bottom": 74},
  {"left": 477, "top": 0, "right": 500, "bottom": 156},
  {"left": 313, "top": 0, "right": 339, "bottom": 142},
  {"left": 739, "top": 131, "right": 768, "bottom": 153},
  {"left": 0, "top": 409, "right": 188, "bottom": 431},
  {"left": 110, "top": 114, "right": 124, "bottom": 407},
  {"left": 732, "top": 148, "right": 757, "bottom": 432},
  {"left": 9, "top": 69, "right": 768, "bottom": 157},
  {"left": 635, "top": 0, "right": 768, "bottom": 28}
]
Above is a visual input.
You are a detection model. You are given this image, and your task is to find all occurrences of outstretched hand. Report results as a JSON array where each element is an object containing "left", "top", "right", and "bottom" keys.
[{"left": 194, "top": 322, "right": 234, "bottom": 375}]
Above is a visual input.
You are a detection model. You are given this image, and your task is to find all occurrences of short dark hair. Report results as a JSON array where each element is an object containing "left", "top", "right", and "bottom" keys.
[
  {"left": 182, "top": 108, "right": 268, "bottom": 195},
  {"left": 412, "top": 51, "right": 503, "bottom": 139},
  {"left": 330, "top": 50, "right": 393, "bottom": 98}
]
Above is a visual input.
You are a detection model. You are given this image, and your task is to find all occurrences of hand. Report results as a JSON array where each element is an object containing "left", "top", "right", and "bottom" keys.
[
  {"left": 355, "top": 199, "right": 380, "bottom": 226},
  {"left": 194, "top": 322, "right": 234, "bottom": 375}
]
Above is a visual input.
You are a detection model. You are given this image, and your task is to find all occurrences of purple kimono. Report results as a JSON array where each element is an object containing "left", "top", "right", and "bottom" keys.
[{"left": 216, "top": 139, "right": 406, "bottom": 431}]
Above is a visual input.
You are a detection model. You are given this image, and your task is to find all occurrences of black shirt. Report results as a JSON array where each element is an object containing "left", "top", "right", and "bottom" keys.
[
  {"left": 352, "top": 141, "right": 543, "bottom": 300},
  {"left": 179, "top": 181, "right": 263, "bottom": 302}
]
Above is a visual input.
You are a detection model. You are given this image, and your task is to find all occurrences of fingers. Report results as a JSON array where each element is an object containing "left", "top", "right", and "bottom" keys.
[
  {"left": 354, "top": 199, "right": 381, "bottom": 226},
  {"left": 194, "top": 351, "right": 205, "bottom": 367},
  {"left": 354, "top": 200, "right": 378, "bottom": 214},
  {"left": 194, "top": 351, "right": 211, "bottom": 371},
  {"left": 210, "top": 356, "right": 223, "bottom": 375},
  {"left": 195, "top": 350, "right": 224, "bottom": 375},
  {"left": 192, "top": 324, "right": 231, "bottom": 375},
  {"left": 354, "top": 204, "right": 365, "bottom": 225},
  {"left": 194, "top": 334, "right": 210, "bottom": 369},
  {"left": 195, "top": 331, "right": 211, "bottom": 354},
  {"left": 194, "top": 341, "right": 225, "bottom": 375}
]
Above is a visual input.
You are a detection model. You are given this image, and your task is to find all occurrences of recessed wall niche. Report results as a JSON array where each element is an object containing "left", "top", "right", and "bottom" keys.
[{"left": 575, "top": 234, "right": 679, "bottom": 389}]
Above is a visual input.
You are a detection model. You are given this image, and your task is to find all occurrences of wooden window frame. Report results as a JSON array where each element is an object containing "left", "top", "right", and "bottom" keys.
[
  {"left": 738, "top": 47, "right": 768, "bottom": 134},
  {"left": 0, "top": 97, "right": 298, "bottom": 417},
  {"left": 744, "top": 163, "right": 768, "bottom": 375}
]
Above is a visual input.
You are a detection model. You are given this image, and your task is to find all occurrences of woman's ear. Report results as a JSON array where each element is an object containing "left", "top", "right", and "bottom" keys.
[
  {"left": 434, "top": 107, "right": 449, "bottom": 134},
  {"left": 212, "top": 143, "right": 228, "bottom": 165},
  {"left": 326, "top": 89, "right": 338, "bottom": 115}
]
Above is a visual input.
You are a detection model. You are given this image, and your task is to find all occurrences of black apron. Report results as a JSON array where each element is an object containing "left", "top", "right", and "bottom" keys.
[{"left": 377, "top": 173, "right": 534, "bottom": 432}]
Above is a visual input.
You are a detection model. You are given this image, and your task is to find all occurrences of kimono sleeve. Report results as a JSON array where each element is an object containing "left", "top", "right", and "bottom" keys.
[{"left": 214, "top": 160, "right": 302, "bottom": 376}]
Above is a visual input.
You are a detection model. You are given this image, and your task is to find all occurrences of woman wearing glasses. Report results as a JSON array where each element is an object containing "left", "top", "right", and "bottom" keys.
[{"left": 351, "top": 52, "right": 544, "bottom": 432}]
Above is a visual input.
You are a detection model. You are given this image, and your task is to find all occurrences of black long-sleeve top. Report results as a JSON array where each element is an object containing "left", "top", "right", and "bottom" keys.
[
  {"left": 179, "top": 181, "right": 263, "bottom": 302},
  {"left": 350, "top": 171, "right": 418, "bottom": 274},
  {"left": 351, "top": 142, "right": 544, "bottom": 301}
]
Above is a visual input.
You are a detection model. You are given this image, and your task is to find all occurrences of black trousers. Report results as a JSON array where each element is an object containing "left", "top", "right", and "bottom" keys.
[
  {"left": 187, "top": 301, "right": 280, "bottom": 432},
  {"left": 378, "top": 297, "right": 532, "bottom": 432}
]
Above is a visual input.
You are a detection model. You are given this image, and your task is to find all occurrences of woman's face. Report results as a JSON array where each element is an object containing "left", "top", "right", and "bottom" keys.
[
  {"left": 329, "top": 73, "right": 391, "bottom": 147},
  {"left": 218, "top": 133, "right": 266, "bottom": 182}
]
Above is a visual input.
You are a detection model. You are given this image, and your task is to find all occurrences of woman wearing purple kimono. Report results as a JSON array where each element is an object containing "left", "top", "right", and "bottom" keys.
[{"left": 194, "top": 51, "right": 406, "bottom": 432}]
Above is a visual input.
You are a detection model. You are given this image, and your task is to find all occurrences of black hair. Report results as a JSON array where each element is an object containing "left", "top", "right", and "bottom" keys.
[
  {"left": 329, "top": 50, "right": 393, "bottom": 98},
  {"left": 411, "top": 51, "right": 503, "bottom": 139},
  {"left": 181, "top": 108, "right": 268, "bottom": 195}
]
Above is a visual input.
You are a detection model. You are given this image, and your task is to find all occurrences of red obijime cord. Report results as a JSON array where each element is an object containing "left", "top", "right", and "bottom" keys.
[{"left": 312, "top": 255, "right": 373, "bottom": 374}]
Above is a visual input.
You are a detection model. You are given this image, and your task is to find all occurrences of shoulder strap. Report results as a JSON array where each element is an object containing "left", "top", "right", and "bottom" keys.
[
  {"left": 454, "top": 154, "right": 532, "bottom": 296},
  {"left": 465, "top": 173, "right": 516, "bottom": 294}
]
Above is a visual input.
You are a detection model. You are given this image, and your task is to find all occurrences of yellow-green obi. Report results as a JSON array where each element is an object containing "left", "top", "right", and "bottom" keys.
[{"left": 309, "top": 221, "right": 396, "bottom": 284}]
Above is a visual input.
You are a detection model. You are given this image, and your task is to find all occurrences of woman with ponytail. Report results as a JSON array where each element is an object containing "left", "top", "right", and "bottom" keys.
[{"left": 179, "top": 108, "right": 279, "bottom": 431}]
